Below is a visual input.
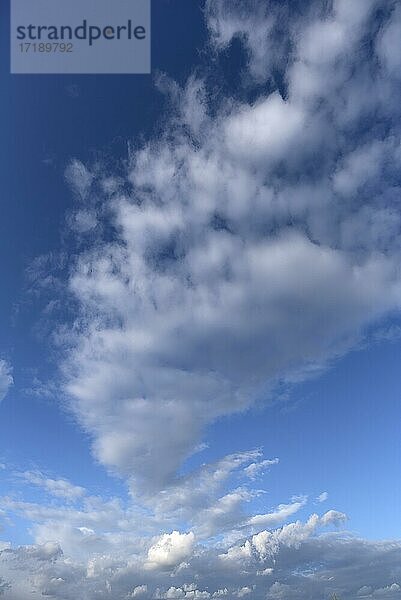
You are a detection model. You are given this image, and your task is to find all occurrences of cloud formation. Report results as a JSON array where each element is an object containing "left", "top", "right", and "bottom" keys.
[
  {"left": 1, "top": 499, "right": 401, "bottom": 599},
  {"left": 2, "top": 0, "right": 401, "bottom": 598},
  {"left": 1, "top": 450, "right": 400, "bottom": 598},
  {"left": 59, "top": 0, "right": 401, "bottom": 494}
]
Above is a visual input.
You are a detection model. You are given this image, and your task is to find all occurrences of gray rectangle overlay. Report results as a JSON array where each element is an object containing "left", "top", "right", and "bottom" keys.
[{"left": 11, "top": 0, "right": 151, "bottom": 74}]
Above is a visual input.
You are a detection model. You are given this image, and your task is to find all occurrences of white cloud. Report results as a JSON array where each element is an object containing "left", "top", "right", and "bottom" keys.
[
  {"left": 1, "top": 508, "right": 398, "bottom": 599},
  {"left": 235, "top": 587, "right": 253, "bottom": 598},
  {"left": 146, "top": 531, "right": 195, "bottom": 570},
  {"left": 316, "top": 491, "right": 328, "bottom": 503},
  {"left": 64, "top": 159, "right": 93, "bottom": 201},
  {"left": 377, "top": 5, "right": 401, "bottom": 75},
  {"left": 246, "top": 499, "right": 307, "bottom": 529},
  {"left": 332, "top": 138, "right": 399, "bottom": 197},
  {"left": 244, "top": 458, "right": 279, "bottom": 480},
  {"left": 221, "top": 511, "right": 346, "bottom": 565},
  {"left": 205, "top": 0, "right": 291, "bottom": 83},
  {"left": 69, "top": 209, "right": 98, "bottom": 234},
  {"left": 374, "top": 584, "right": 401, "bottom": 597},
  {"left": 0, "top": 361, "right": 12, "bottom": 403},
  {"left": 129, "top": 585, "right": 148, "bottom": 597},
  {"left": 288, "top": 0, "right": 379, "bottom": 103},
  {"left": 2, "top": 450, "right": 292, "bottom": 565},
  {"left": 155, "top": 584, "right": 212, "bottom": 599},
  {"left": 224, "top": 93, "right": 306, "bottom": 164},
  {"left": 320, "top": 509, "right": 347, "bottom": 527},
  {"left": 145, "top": 450, "right": 263, "bottom": 521},
  {"left": 18, "top": 471, "right": 86, "bottom": 502},
  {"left": 59, "top": 0, "right": 401, "bottom": 498}
]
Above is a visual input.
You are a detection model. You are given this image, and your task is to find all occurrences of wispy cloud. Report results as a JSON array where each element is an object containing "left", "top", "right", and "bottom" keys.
[
  {"left": 0, "top": 361, "right": 13, "bottom": 404},
  {"left": 316, "top": 491, "right": 329, "bottom": 503},
  {"left": 16, "top": 471, "right": 86, "bottom": 502}
]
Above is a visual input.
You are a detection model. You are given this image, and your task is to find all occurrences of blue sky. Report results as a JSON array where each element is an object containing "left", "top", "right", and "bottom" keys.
[{"left": 1, "top": 1, "right": 401, "bottom": 599}]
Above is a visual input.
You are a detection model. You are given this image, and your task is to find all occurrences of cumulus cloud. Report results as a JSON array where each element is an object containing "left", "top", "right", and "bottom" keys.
[
  {"left": 0, "top": 451, "right": 396, "bottom": 599},
  {"left": 220, "top": 510, "right": 346, "bottom": 564},
  {"left": 58, "top": 0, "right": 401, "bottom": 496},
  {"left": 146, "top": 531, "right": 195, "bottom": 570},
  {"left": 129, "top": 585, "right": 148, "bottom": 598},
  {"left": 0, "top": 361, "right": 12, "bottom": 403},
  {"left": 1, "top": 507, "right": 400, "bottom": 599}
]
